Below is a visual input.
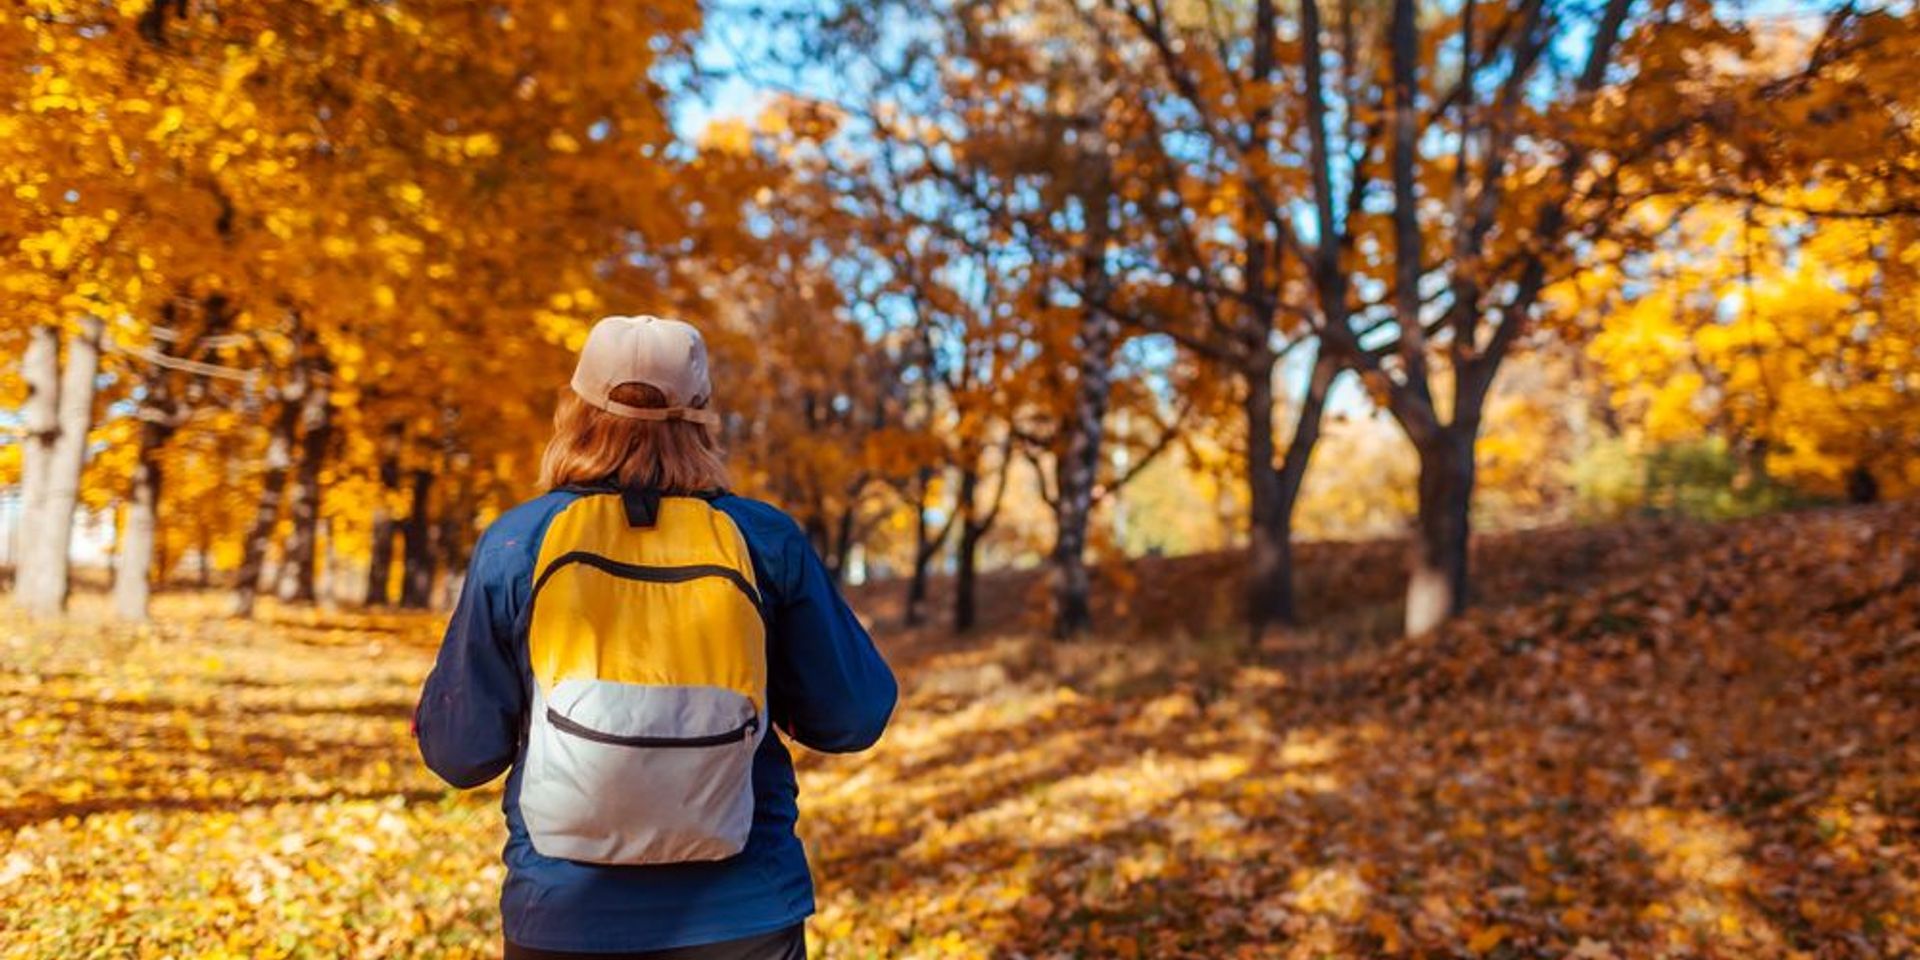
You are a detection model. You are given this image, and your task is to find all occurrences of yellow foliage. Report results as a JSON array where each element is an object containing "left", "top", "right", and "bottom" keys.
[{"left": 1588, "top": 203, "right": 1920, "bottom": 498}]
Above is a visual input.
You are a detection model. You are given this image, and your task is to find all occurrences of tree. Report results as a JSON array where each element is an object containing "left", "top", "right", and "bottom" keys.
[
  {"left": 1575, "top": 7, "right": 1920, "bottom": 504},
  {"left": 111, "top": 294, "right": 242, "bottom": 621},
  {"left": 5, "top": 0, "right": 730, "bottom": 616},
  {"left": 363, "top": 422, "right": 403, "bottom": 606},
  {"left": 1087, "top": 0, "right": 1643, "bottom": 634},
  {"left": 965, "top": 0, "right": 1356, "bottom": 640},
  {"left": 948, "top": 24, "right": 1179, "bottom": 640},
  {"left": 722, "top": 68, "right": 1050, "bottom": 633},
  {"left": 14, "top": 317, "right": 102, "bottom": 618},
  {"left": 768, "top": 0, "right": 1209, "bottom": 637},
  {"left": 1585, "top": 203, "right": 1920, "bottom": 501},
  {"left": 14, "top": 327, "right": 58, "bottom": 614},
  {"left": 1322, "top": 0, "right": 1903, "bottom": 633}
]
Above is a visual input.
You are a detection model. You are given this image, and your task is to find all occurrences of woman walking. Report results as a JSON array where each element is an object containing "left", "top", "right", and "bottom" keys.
[{"left": 416, "top": 314, "right": 897, "bottom": 959}]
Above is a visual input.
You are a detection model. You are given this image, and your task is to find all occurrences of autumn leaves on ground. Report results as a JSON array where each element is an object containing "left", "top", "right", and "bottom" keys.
[{"left": 2, "top": 504, "right": 1912, "bottom": 960}]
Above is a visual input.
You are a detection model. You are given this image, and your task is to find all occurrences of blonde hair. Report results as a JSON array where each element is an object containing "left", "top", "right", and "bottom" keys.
[{"left": 539, "top": 383, "right": 730, "bottom": 492}]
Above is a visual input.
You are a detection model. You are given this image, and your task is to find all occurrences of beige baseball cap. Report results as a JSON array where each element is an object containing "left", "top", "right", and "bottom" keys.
[{"left": 569, "top": 314, "right": 719, "bottom": 425}]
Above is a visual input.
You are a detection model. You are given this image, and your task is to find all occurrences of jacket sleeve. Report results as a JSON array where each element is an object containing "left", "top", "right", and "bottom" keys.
[
  {"left": 415, "top": 533, "right": 529, "bottom": 788},
  {"left": 764, "top": 521, "right": 898, "bottom": 754}
]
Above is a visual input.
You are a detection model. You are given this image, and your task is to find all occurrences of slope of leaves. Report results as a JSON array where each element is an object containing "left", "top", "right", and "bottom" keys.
[
  {"left": 812, "top": 504, "right": 1918, "bottom": 958},
  {"left": 3, "top": 505, "right": 1916, "bottom": 958}
]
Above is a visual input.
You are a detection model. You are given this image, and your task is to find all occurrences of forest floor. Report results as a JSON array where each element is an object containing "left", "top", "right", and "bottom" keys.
[{"left": 1, "top": 503, "right": 1915, "bottom": 959}]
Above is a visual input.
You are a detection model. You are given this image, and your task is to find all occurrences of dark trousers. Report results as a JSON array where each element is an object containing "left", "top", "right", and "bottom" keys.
[{"left": 504, "top": 925, "right": 806, "bottom": 960}]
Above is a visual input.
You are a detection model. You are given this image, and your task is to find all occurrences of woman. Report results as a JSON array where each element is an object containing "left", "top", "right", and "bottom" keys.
[{"left": 416, "top": 314, "right": 897, "bottom": 959}]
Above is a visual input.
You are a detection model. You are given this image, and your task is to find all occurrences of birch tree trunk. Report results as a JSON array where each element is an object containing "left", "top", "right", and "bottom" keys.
[
  {"left": 112, "top": 375, "right": 177, "bottom": 621},
  {"left": 14, "top": 324, "right": 59, "bottom": 610},
  {"left": 1047, "top": 324, "right": 1116, "bottom": 638},
  {"left": 21, "top": 317, "right": 103, "bottom": 618},
  {"left": 1048, "top": 188, "right": 1116, "bottom": 641}
]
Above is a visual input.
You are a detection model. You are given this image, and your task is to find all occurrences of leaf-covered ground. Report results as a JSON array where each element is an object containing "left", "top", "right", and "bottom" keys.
[{"left": 3, "top": 504, "right": 1915, "bottom": 958}]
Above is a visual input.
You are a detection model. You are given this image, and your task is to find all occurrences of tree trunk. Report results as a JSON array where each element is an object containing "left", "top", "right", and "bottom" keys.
[
  {"left": 113, "top": 436, "right": 164, "bottom": 621},
  {"left": 1047, "top": 504, "right": 1096, "bottom": 638},
  {"left": 399, "top": 468, "right": 436, "bottom": 608},
  {"left": 1249, "top": 349, "right": 1339, "bottom": 644},
  {"left": 1847, "top": 464, "right": 1879, "bottom": 505},
  {"left": 430, "top": 480, "right": 468, "bottom": 610},
  {"left": 1242, "top": 348, "right": 1292, "bottom": 641},
  {"left": 117, "top": 291, "right": 231, "bottom": 615},
  {"left": 196, "top": 522, "right": 212, "bottom": 587},
  {"left": 276, "top": 362, "right": 332, "bottom": 603},
  {"left": 1049, "top": 194, "right": 1117, "bottom": 640},
  {"left": 113, "top": 378, "right": 177, "bottom": 621},
  {"left": 905, "top": 469, "right": 939, "bottom": 628},
  {"left": 954, "top": 526, "right": 981, "bottom": 634},
  {"left": 231, "top": 378, "right": 304, "bottom": 617},
  {"left": 1048, "top": 339, "right": 1113, "bottom": 639},
  {"left": 21, "top": 317, "right": 103, "bottom": 618},
  {"left": 364, "top": 426, "right": 402, "bottom": 605},
  {"left": 15, "top": 324, "right": 59, "bottom": 611},
  {"left": 952, "top": 467, "right": 981, "bottom": 634},
  {"left": 320, "top": 520, "right": 340, "bottom": 607},
  {"left": 906, "top": 490, "right": 931, "bottom": 628},
  {"left": 802, "top": 510, "right": 830, "bottom": 565},
  {"left": 1405, "top": 425, "right": 1475, "bottom": 636},
  {"left": 827, "top": 501, "right": 856, "bottom": 586},
  {"left": 364, "top": 514, "right": 395, "bottom": 604}
]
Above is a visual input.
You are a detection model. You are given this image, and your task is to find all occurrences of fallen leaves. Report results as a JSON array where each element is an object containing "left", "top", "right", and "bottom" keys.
[
  {"left": 3, "top": 505, "right": 1917, "bottom": 958},
  {"left": 0, "top": 600, "right": 493, "bottom": 959},
  {"left": 806, "top": 504, "right": 1919, "bottom": 958}
]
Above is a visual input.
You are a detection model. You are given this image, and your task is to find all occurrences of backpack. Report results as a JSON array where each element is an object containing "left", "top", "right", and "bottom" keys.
[{"left": 518, "top": 485, "right": 767, "bottom": 865}]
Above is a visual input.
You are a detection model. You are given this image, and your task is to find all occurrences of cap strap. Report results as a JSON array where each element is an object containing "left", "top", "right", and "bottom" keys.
[{"left": 599, "top": 400, "right": 721, "bottom": 426}]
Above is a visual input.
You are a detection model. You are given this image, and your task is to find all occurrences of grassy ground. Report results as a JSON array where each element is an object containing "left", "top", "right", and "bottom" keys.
[{"left": 2, "top": 504, "right": 1916, "bottom": 958}]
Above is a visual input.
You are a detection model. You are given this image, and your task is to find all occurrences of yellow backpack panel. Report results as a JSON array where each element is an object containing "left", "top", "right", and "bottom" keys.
[{"left": 527, "top": 495, "right": 766, "bottom": 707}]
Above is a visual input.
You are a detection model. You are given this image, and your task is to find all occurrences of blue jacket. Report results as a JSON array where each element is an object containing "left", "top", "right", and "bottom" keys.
[{"left": 415, "top": 490, "right": 897, "bottom": 952}]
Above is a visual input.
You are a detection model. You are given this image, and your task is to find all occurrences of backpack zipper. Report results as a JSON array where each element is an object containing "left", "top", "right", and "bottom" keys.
[
  {"left": 531, "top": 551, "right": 762, "bottom": 608},
  {"left": 546, "top": 709, "right": 759, "bottom": 748}
]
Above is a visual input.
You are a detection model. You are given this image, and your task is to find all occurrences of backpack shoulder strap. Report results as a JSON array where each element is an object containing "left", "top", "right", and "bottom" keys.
[{"left": 618, "top": 486, "right": 662, "bottom": 528}]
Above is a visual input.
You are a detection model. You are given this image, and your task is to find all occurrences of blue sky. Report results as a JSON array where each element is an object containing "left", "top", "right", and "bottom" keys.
[{"left": 675, "top": 0, "right": 1855, "bottom": 138}]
